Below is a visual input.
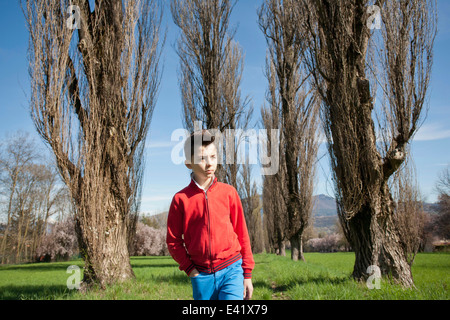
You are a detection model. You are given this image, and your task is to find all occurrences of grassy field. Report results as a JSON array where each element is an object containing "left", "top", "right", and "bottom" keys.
[{"left": 0, "top": 252, "right": 448, "bottom": 300}]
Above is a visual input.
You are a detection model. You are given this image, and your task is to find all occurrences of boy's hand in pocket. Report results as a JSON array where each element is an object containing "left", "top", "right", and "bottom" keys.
[{"left": 189, "top": 268, "right": 200, "bottom": 278}]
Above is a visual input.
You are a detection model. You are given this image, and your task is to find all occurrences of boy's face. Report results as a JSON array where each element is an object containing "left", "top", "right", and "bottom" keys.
[{"left": 185, "top": 143, "right": 217, "bottom": 181}]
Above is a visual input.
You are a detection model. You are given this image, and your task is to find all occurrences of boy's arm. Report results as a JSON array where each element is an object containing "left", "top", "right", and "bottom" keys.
[
  {"left": 166, "top": 195, "right": 196, "bottom": 276},
  {"left": 230, "top": 188, "right": 255, "bottom": 279}
]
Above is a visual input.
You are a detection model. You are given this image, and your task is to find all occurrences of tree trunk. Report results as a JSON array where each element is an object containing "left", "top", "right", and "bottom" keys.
[
  {"left": 347, "top": 185, "right": 414, "bottom": 287},
  {"left": 290, "top": 233, "right": 305, "bottom": 262},
  {"left": 1, "top": 174, "right": 18, "bottom": 264},
  {"left": 379, "top": 215, "right": 415, "bottom": 287},
  {"left": 277, "top": 239, "right": 286, "bottom": 257},
  {"left": 75, "top": 204, "right": 134, "bottom": 288},
  {"left": 73, "top": 130, "right": 137, "bottom": 287}
]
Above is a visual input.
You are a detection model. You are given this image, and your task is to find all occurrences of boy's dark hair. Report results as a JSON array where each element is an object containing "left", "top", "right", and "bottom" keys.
[{"left": 184, "top": 129, "right": 215, "bottom": 163}]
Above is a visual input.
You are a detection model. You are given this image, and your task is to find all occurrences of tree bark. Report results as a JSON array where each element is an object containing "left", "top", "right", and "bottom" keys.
[
  {"left": 71, "top": 129, "right": 137, "bottom": 287},
  {"left": 277, "top": 240, "right": 286, "bottom": 257},
  {"left": 75, "top": 211, "right": 134, "bottom": 287},
  {"left": 347, "top": 186, "right": 414, "bottom": 287},
  {"left": 290, "top": 232, "right": 305, "bottom": 262}
]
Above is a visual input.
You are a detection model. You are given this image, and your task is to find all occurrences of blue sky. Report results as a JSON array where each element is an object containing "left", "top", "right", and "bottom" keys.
[{"left": 0, "top": 1, "right": 449, "bottom": 215}]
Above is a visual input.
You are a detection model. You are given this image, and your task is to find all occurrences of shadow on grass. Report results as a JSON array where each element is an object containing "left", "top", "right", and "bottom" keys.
[
  {"left": 131, "top": 264, "right": 177, "bottom": 269},
  {"left": 149, "top": 273, "right": 191, "bottom": 285},
  {"left": 253, "top": 274, "right": 351, "bottom": 295},
  {"left": 0, "top": 284, "right": 76, "bottom": 300},
  {"left": 131, "top": 256, "right": 179, "bottom": 269},
  {"left": 0, "top": 264, "right": 80, "bottom": 272}
]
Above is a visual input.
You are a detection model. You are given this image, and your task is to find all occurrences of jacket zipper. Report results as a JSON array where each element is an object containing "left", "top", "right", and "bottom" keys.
[{"left": 205, "top": 190, "right": 214, "bottom": 273}]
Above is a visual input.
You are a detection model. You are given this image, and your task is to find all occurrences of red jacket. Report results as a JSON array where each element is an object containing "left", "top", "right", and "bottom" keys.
[{"left": 166, "top": 176, "right": 254, "bottom": 279}]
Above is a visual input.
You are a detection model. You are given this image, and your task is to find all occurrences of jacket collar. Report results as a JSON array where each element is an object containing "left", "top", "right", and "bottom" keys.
[{"left": 190, "top": 172, "right": 217, "bottom": 192}]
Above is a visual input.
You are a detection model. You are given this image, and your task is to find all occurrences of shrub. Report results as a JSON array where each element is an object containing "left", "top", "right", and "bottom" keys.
[
  {"left": 131, "top": 222, "right": 168, "bottom": 256},
  {"left": 35, "top": 218, "right": 78, "bottom": 262},
  {"left": 305, "top": 233, "right": 346, "bottom": 253}
]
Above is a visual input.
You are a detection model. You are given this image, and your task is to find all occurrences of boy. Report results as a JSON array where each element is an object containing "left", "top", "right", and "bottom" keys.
[{"left": 166, "top": 130, "right": 254, "bottom": 300}]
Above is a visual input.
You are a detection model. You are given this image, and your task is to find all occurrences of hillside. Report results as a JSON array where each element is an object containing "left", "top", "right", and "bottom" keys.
[
  {"left": 144, "top": 194, "right": 439, "bottom": 233},
  {"left": 313, "top": 194, "right": 338, "bottom": 217},
  {"left": 311, "top": 194, "right": 338, "bottom": 232},
  {"left": 143, "top": 194, "right": 340, "bottom": 231}
]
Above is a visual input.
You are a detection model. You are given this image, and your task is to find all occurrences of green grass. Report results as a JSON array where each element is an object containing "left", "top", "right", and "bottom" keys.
[
  {"left": 254, "top": 252, "right": 449, "bottom": 300},
  {"left": 0, "top": 252, "right": 448, "bottom": 300}
]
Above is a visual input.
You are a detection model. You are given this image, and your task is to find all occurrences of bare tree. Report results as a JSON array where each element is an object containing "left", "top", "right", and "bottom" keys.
[
  {"left": 171, "top": 0, "right": 252, "bottom": 188},
  {"left": 434, "top": 165, "right": 450, "bottom": 240},
  {"left": 302, "top": 0, "right": 436, "bottom": 286},
  {"left": 239, "top": 161, "right": 264, "bottom": 254},
  {"left": 13, "top": 163, "right": 42, "bottom": 263},
  {"left": 435, "top": 165, "right": 450, "bottom": 197},
  {"left": 261, "top": 69, "right": 287, "bottom": 256},
  {"left": 22, "top": 0, "right": 164, "bottom": 287},
  {"left": 392, "top": 160, "right": 426, "bottom": 266},
  {"left": 262, "top": 172, "right": 287, "bottom": 255},
  {"left": 258, "top": 0, "right": 320, "bottom": 261},
  {"left": 28, "top": 164, "right": 67, "bottom": 260},
  {"left": 0, "top": 133, "right": 67, "bottom": 264},
  {"left": 0, "top": 132, "right": 37, "bottom": 264}
]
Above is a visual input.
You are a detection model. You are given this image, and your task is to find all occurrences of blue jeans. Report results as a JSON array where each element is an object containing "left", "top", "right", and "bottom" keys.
[{"left": 190, "top": 259, "right": 244, "bottom": 300}]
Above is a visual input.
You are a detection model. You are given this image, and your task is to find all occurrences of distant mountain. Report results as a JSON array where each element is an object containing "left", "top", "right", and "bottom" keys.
[
  {"left": 311, "top": 194, "right": 338, "bottom": 232},
  {"left": 141, "top": 211, "right": 168, "bottom": 229},
  {"left": 313, "top": 194, "right": 338, "bottom": 217},
  {"left": 311, "top": 194, "right": 439, "bottom": 217},
  {"left": 423, "top": 202, "right": 439, "bottom": 215},
  {"left": 145, "top": 194, "right": 439, "bottom": 233},
  {"left": 309, "top": 194, "right": 441, "bottom": 232}
]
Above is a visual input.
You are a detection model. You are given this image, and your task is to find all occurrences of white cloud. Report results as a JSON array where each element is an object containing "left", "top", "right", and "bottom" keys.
[
  {"left": 140, "top": 195, "right": 173, "bottom": 202},
  {"left": 414, "top": 123, "right": 450, "bottom": 141},
  {"left": 139, "top": 195, "right": 172, "bottom": 214},
  {"left": 146, "top": 141, "right": 177, "bottom": 149}
]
